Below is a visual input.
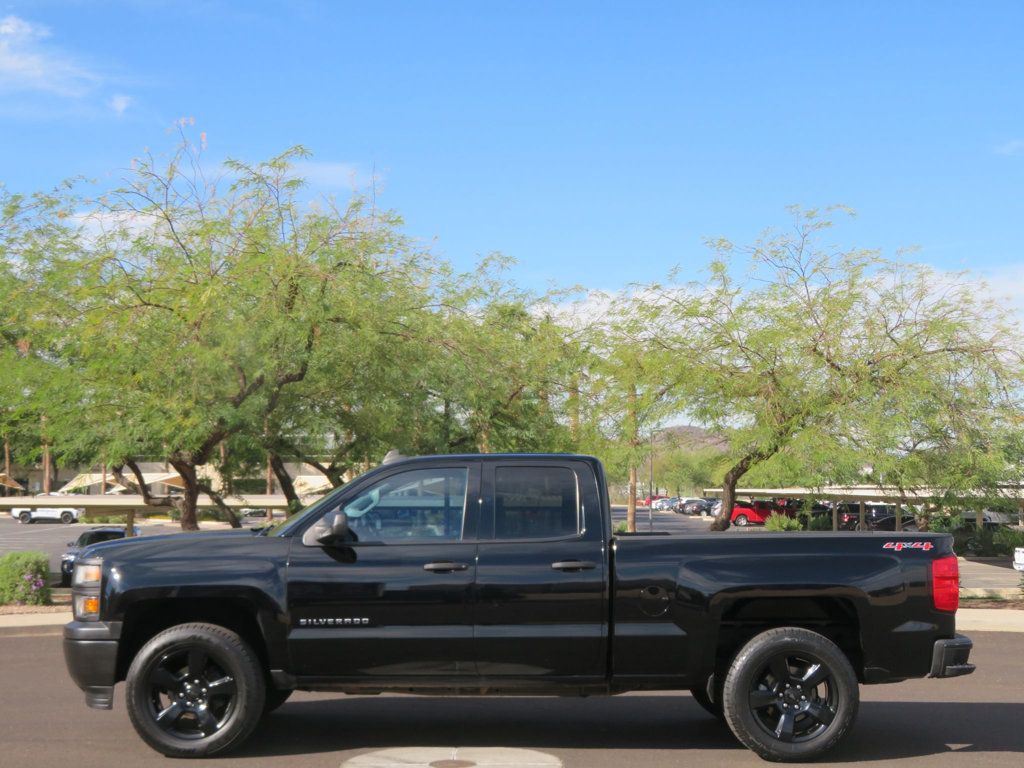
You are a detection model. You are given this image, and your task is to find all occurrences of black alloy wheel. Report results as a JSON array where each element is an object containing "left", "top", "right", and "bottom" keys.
[
  {"left": 126, "top": 623, "right": 265, "bottom": 757},
  {"left": 746, "top": 651, "right": 837, "bottom": 743},
  {"left": 60, "top": 511, "right": 74, "bottom": 524},
  {"left": 18, "top": 511, "right": 31, "bottom": 524},
  {"left": 722, "top": 627, "right": 858, "bottom": 761},
  {"left": 145, "top": 646, "right": 238, "bottom": 739}
]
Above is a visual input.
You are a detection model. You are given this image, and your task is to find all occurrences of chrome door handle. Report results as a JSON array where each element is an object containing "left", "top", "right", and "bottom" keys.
[
  {"left": 551, "top": 560, "right": 597, "bottom": 571},
  {"left": 423, "top": 561, "right": 469, "bottom": 573}
]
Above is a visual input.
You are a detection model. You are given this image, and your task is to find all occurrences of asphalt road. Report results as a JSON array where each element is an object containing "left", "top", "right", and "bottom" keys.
[{"left": 0, "top": 629, "right": 1019, "bottom": 768}]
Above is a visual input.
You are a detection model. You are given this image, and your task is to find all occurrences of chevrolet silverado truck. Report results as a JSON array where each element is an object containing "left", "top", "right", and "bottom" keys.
[{"left": 63, "top": 454, "right": 974, "bottom": 761}]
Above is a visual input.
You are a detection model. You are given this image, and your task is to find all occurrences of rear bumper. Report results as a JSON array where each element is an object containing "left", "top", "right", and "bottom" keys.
[
  {"left": 929, "top": 634, "right": 975, "bottom": 678},
  {"left": 63, "top": 621, "right": 122, "bottom": 709}
]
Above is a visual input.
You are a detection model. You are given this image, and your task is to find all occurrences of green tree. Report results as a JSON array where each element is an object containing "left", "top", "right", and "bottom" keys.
[
  {"left": 649, "top": 208, "right": 1024, "bottom": 530},
  {"left": 10, "top": 139, "right": 428, "bottom": 529}
]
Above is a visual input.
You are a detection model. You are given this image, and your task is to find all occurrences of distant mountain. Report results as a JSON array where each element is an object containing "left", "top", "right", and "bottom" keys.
[{"left": 657, "top": 425, "right": 729, "bottom": 452}]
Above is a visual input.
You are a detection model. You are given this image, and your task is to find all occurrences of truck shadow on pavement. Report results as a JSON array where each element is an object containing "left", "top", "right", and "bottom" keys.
[{"left": 237, "top": 696, "right": 1024, "bottom": 760}]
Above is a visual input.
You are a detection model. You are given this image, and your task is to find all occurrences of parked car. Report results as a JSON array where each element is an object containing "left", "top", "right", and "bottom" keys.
[
  {"left": 870, "top": 515, "right": 919, "bottom": 532},
  {"left": 953, "top": 510, "right": 1014, "bottom": 531},
  {"left": 64, "top": 452, "right": 974, "bottom": 761},
  {"left": 60, "top": 526, "right": 141, "bottom": 586},
  {"left": 652, "top": 497, "right": 679, "bottom": 511},
  {"left": 640, "top": 494, "right": 668, "bottom": 507},
  {"left": 836, "top": 503, "right": 899, "bottom": 531},
  {"left": 676, "top": 498, "right": 715, "bottom": 515},
  {"left": 730, "top": 499, "right": 791, "bottom": 526},
  {"left": 10, "top": 495, "right": 84, "bottom": 524}
]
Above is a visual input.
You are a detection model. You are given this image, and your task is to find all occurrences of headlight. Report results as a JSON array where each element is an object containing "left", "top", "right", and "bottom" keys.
[{"left": 72, "top": 562, "right": 102, "bottom": 587}]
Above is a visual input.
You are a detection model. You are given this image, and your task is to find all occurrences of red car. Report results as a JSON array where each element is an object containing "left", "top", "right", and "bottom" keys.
[
  {"left": 730, "top": 500, "right": 793, "bottom": 526},
  {"left": 640, "top": 494, "right": 668, "bottom": 507}
]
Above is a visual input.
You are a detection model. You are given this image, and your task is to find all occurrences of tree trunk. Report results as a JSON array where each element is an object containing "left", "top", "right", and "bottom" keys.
[
  {"left": 125, "top": 508, "right": 135, "bottom": 537},
  {"left": 627, "top": 465, "right": 638, "bottom": 533},
  {"left": 100, "top": 463, "right": 108, "bottom": 495},
  {"left": 568, "top": 375, "right": 580, "bottom": 442},
  {"left": 196, "top": 481, "right": 242, "bottom": 528},
  {"left": 2, "top": 436, "right": 10, "bottom": 497},
  {"left": 710, "top": 444, "right": 781, "bottom": 532},
  {"left": 626, "top": 384, "right": 640, "bottom": 533},
  {"left": 268, "top": 451, "right": 302, "bottom": 515},
  {"left": 477, "top": 421, "right": 491, "bottom": 454},
  {"left": 710, "top": 468, "right": 738, "bottom": 532},
  {"left": 169, "top": 460, "right": 200, "bottom": 531},
  {"left": 265, "top": 454, "right": 274, "bottom": 494},
  {"left": 42, "top": 441, "right": 51, "bottom": 494}
]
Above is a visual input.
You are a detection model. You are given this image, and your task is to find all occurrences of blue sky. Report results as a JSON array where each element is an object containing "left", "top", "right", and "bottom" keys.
[{"left": 1, "top": 1, "right": 1023, "bottom": 299}]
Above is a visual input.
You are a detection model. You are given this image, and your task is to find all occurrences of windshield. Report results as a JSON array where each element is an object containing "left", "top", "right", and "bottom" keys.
[{"left": 261, "top": 486, "right": 347, "bottom": 537}]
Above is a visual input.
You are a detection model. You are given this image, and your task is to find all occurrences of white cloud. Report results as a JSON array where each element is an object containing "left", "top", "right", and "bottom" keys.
[
  {"left": 108, "top": 93, "right": 131, "bottom": 115},
  {"left": 994, "top": 139, "right": 1024, "bottom": 156},
  {"left": 974, "top": 265, "right": 1024, "bottom": 318},
  {"left": 0, "top": 14, "right": 101, "bottom": 97},
  {"left": 291, "top": 161, "right": 370, "bottom": 189}
]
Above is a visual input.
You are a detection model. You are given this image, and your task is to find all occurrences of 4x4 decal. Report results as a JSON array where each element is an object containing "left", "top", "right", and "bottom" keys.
[{"left": 883, "top": 541, "right": 934, "bottom": 552}]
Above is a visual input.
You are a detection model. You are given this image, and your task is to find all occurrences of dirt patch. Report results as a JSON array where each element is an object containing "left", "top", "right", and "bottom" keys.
[{"left": 960, "top": 599, "right": 1024, "bottom": 610}]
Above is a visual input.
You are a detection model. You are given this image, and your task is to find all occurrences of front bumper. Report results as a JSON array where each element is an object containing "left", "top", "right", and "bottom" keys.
[
  {"left": 63, "top": 621, "right": 122, "bottom": 709},
  {"left": 929, "top": 634, "right": 975, "bottom": 678}
]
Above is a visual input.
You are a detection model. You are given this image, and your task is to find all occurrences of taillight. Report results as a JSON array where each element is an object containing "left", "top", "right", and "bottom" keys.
[{"left": 931, "top": 555, "right": 959, "bottom": 612}]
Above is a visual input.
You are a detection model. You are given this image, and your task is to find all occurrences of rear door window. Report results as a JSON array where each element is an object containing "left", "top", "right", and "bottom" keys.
[{"left": 492, "top": 466, "right": 579, "bottom": 540}]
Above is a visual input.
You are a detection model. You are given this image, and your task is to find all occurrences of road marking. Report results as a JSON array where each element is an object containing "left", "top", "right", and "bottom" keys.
[{"left": 344, "top": 748, "right": 562, "bottom": 768}]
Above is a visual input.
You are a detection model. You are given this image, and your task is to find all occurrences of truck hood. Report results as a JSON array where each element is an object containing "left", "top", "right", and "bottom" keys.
[{"left": 78, "top": 527, "right": 257, "bottom": 562}]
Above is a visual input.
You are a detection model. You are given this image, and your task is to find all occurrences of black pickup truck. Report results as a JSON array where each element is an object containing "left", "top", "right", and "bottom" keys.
[{"left": 64, "top": 453, "right": 974, "bottom": 761}]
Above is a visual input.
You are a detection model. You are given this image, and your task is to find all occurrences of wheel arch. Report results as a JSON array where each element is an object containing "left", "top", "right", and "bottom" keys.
[
  {"left": 115, "top": 597, "right": 280, "bottom": 682},
  {"left": 712, "top": 596, "right": 864, "bottom": 682}
]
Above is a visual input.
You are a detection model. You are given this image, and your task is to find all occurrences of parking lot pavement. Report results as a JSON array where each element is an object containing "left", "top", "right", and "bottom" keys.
[
  {"left": 0, "top": 515, "right": 192, "bottom": 575},
  {"left": 959, "top": 558, "right": 1021, "bottom": 592},
  {"left": 0, "top": 630, "right": 1020, "bottom": 768}
]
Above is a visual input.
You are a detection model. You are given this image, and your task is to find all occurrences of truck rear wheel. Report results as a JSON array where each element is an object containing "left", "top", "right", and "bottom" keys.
[
  {"left": 125, "top": 622, "right": 265, "bottom": 758},
  {"left": 721, "top": 627, "right": 858, "bottom": 762}
]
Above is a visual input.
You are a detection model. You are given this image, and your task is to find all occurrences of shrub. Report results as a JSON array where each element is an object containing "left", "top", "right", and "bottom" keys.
[
  {"left": 806, "top": 514, "right": 834, "bottom": 531},
  {"left": 993, "top": 526, "right": 1024, "bottom": 553},
  {"left": 614, "top": 521, "right": 629, "bottom": 534},
  {"left": 764, "top": 514, "right": 803, "bottom": 532},
  {"left": 928, "top": 515, "right": 964, "bottom": 534},
  {"left": 0, "top": 551, "right": 52, "bottom": 606}
]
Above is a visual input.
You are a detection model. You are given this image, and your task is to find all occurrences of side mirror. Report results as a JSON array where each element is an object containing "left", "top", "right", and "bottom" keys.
[{"left": 302, "top": 511, "right": 354, "bottom": 547}]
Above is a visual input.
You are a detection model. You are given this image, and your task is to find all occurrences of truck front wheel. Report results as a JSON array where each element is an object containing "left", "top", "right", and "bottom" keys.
[
  {"left": 721, "top": 627, "right": 858, "bottom": 762},
  {"left": 125, "top": 622, "right": 266, "bottom": 757}
]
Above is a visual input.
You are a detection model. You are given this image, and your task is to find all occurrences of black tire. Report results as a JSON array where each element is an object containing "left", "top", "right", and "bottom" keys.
[
  {"left": 734, "top": 514, "right": 748, "bottom": 527},
  {"left": 722, "top": 627, "right": 858, "bottom": 762},
  {"left": 60, "top": 511, "right": 74, "bottom": 524},
  {"left": 18, "top": 511, "right": 31, "bottom": 524},
  {"left": 262, "top": 687, "right": 293, "bottom": 715},
  {"left": 125, "top": 622, "right": 266, "bottom": 758},
  {"left": 690, "top": 683, "right": 724, "bottom": 720}
]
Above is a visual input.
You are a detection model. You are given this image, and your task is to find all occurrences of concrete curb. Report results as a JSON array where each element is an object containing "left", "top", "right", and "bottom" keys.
[
  {"left": 954, "top": 608, "right": 1024, "bottom": 633},
  {"left": 0, "top": 612, "right": 70, "bottom": 628}
]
